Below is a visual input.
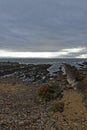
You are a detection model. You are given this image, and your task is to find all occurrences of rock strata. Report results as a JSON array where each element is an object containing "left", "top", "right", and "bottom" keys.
[{"left": 62, "top": 63, "right": 87, "bottom": 107}]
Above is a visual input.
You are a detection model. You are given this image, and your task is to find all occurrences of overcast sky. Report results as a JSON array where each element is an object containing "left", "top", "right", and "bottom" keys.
[{"left": 0, "top": 0, "right": 87, "bottom": 58}]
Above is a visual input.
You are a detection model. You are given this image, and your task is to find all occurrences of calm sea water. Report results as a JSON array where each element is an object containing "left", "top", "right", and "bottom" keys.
[
  {"left": 0, "top": 58, "right": 87, "bottom": 73},
  {"left": 0, "top": 58, "right": 87, "bottom": 64}
]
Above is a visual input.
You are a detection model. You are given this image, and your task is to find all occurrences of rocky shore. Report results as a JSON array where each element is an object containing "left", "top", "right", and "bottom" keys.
[
  {"left": 0, "top": 62, "right": 52, "bottom": 84},
  {"left": 0, "top": 61, "right": 87, "bottom": 129}
]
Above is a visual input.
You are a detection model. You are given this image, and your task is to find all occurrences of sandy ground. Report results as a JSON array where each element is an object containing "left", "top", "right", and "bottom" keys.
[{"left": 0, "top": 77, "right": 87, "bottom": 130}]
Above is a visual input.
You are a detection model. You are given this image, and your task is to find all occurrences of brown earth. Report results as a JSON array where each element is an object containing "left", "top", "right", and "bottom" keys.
[{"left": 0, "top": 77, "right": 87, "bottom": 130}]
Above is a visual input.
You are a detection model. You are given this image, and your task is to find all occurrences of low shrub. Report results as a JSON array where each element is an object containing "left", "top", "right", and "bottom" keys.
[
  {"left": 50, "top": 100, "right": 64, "bottom": 112},
  {"left": 81, "top": 95, "right": 87, "bottom": 107},
  {"left": 38, "top": 81, "right": 62, "bottom": 101}
]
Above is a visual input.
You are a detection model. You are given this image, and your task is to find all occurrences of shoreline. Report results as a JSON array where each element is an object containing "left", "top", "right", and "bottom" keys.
[{"left": 0, "top": 61, "right": 87, "bottom": 129}]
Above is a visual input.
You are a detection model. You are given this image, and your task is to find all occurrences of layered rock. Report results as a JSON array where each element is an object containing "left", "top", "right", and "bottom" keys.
[{"left": 62, "top": 63, "right": 87, "bottom": 107}]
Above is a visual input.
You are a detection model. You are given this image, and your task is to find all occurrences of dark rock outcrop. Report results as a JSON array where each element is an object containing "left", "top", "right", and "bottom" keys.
[
  {"left": 0, "top": 62, "right": 52, "bottom": 83},
  {"left": 62, "top": 63, "right": 87, "bottom": 107}
]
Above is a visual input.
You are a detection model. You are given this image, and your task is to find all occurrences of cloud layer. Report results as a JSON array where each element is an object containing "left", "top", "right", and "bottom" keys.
[
  {"left": 0, "top": 47, "right": 86, "bottom": 58},
  {"left": 0, "top": 0, "right": 87, "bottom": 57}
]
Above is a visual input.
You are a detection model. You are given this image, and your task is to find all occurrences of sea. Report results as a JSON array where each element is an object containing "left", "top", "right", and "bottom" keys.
[{"left": 0, "top": 58, "right": 87, "bottom": 73}]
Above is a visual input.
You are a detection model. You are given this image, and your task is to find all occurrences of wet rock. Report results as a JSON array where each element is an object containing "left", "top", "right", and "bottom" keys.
[
  {"left": 82, "top": 62, "right": 87, "bottom": 65},
  {"left": 0, "top": 62, "right": 52, "bottom": 84}
]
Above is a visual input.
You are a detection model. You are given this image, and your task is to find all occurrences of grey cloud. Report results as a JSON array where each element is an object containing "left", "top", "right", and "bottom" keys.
[{"left": 0, "top": 0, "right": 87, "bottom": 56}]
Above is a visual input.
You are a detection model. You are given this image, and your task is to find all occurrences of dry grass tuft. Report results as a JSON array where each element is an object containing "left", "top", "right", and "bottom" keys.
[
  {"left": 38, "top": 81, "right": 62, "bottom": 101},
  {"left": 50, "top": 100, "right": 64, "bottom": 112}
]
